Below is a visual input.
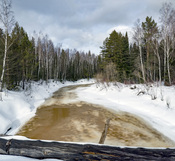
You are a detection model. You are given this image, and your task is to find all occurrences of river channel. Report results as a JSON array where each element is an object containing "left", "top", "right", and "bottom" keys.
[{"left": 17, "top": 84, "right": 174, "bottom": 147}]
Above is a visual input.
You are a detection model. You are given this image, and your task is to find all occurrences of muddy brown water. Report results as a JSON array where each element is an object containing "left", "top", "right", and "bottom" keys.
[{"left": 17, "top": 84, "right": 175, "bottom": 147}]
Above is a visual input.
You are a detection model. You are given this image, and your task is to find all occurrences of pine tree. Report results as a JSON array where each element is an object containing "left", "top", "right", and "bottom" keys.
[
  {"left": 142, "top": 16, "right": 158, "bottom": 82},
  {"left": 100, "top": 30, "right": 131, "bottom": 82},
  {"left": 122, "top": 32, "right": 130, "bottom": 80}
]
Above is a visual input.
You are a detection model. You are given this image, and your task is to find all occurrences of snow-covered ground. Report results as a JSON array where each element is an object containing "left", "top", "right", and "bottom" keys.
[
  {"left": 0, "top": 79, "right": 94, "bottom": 135},
  {"left": 75, "top": 82, "right": 175, "bottom": 143},
  {"left": 0, "top": 155, "right": 61, "bottom": 161},
  {"left": 0, "top": 79, "right": 175, "bottom": 160},
  {"left": 0, "top": 79, "right": 94, "bottom": 161}
]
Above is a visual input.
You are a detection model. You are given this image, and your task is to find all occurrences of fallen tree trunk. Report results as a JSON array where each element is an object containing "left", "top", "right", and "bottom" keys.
[{"left": 0, "top": 138, "right": 175, "bottom": 160}]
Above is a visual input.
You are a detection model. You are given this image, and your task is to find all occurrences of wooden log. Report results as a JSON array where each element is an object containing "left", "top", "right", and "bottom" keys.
[
  {"left": 99, "top": 118, "right": 111, "bottom": 144},
  {"left": 0, "top": 138, "right": 175, "bottom": 160},
  {"left": 0, "top": 138, "right": 8, "bottom": 154}
]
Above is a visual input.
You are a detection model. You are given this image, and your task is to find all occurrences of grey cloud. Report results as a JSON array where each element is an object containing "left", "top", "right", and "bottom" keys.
[{"left": 11, "top": 0, "right": 175, "bottom": 54}]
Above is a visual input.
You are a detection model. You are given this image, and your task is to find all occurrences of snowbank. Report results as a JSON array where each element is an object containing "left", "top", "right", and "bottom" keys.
[
  {"left": 75, "top": 82, "right": 175, "bottom": 142},
  {"left": 0, "top": 80, "right": 174, "bottom": 160},
  {"left": 0, "top": 155, "right": 61, "bottom": 161},
  {"left": 0, "top": 79, "right": 174, "bottom": 142},
  {"left": 0, "top": 79, "right": 94, "bottom": 135}
]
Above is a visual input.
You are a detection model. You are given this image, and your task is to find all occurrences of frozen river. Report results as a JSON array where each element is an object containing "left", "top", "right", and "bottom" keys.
[{"left": 17, "top": 84, "right": 174, "bottom": 147}]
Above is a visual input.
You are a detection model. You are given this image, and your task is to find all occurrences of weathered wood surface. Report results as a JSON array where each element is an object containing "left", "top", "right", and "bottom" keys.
[
  {"left": 0, "top": 138, "right": 175, "bottom": 160},
  {"left": 99, "top": 118, "right": 111, "bottom": 144}
]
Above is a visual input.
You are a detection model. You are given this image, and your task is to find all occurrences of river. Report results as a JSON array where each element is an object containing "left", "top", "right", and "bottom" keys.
[{"left": 17, "top": 84, "right": 174, "bottom": 147}]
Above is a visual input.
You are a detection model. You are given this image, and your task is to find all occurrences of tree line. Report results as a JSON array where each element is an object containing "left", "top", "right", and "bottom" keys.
[
  {"left": 0, "top": 0, "right": 98, "bottom": 91},
  {"left": 0, "top": 23, "right": 98, "bottom": 90},
  {"left": 1, "top": 0, "right": 175, "bottom": 92},
  {"left": 99, "top": 2, "right": 175, "bottom": 85}
]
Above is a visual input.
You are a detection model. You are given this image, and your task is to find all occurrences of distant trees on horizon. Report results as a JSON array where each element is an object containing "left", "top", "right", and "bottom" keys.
[
  {"left": 0, "top": 0, "right": 99, "bottom": 91},
  {"left": 0, "top": 22, "right": 98, "bottom": 90},
  {"left": 0, "top": 1, "right": 175, "bottom": 92}
]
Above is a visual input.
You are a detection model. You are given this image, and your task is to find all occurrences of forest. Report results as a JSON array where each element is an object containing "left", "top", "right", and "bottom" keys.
[
  {"left": 0, "top": 1, "right": 175, "bottom": 92},
  {"left": 0, "top": 23, "right": 98, "bottom": 90},
  {"left": 99, "top": 3, "right": 175, "bottom": 85},
  {"left": 0, "top": 0, "right": 98, "bottom": 91}
]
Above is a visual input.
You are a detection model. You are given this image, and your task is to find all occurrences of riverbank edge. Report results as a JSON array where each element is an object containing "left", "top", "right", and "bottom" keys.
[
  {"left": 0, "top": 79, "right": 94, "bottom": 136},
  {"left": 75, "top": 82, "right": 175, "bottom": 144}
]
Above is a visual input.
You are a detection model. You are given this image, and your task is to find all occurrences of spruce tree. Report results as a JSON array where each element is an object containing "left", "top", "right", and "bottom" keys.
[
  {"left": 100, "top": 30, "right": 130, "bottom": 82},
  {"left": 142, "top": 16, "right": 158, "bottom": 81}
]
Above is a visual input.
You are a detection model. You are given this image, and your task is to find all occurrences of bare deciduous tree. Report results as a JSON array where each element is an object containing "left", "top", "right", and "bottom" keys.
[
  {"left": 152, "top": 33, "right": 161, "bottom": 84},
  {"left": 133, "top": 19, "right": 146, "bottom": 83},
  {"left": 0, "top": 0, "right": 15, "bottom": 92},
  {"left": 160, "top": 2, "right": 175, "bottom": 85}
]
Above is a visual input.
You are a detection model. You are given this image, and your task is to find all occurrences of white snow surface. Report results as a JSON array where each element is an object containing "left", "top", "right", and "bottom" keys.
[
  {"left": 0, "top": 79, "right": 94, "bottom": 135},
  {"left": 0, "top": 79, "right": 175, "bottom": 160},
  {"left": 75, "top": 82, "right": 175, "bottom": 143},
  {"left": 0, "top": 79, "right": 94, "bottom": 160},
  {"left": 0, "top": 155, "right": 61, "bottom": 161}
]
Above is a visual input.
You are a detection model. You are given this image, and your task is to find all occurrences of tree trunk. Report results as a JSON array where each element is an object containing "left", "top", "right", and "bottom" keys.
[
  {"left": 158, "top": 54, "right": 161, "bottom": 83},
  {"left": 167, "top": 54, "right": 171, "bottom": 85},
  {"left": 0, "top": 33, "right": 8, "bottom": 92},
  {"left": 0, "top": 138, "right": 175, "bottom": 160},
  {"left": 164, "top": 41, "right": 166, "bottom": 82},
  {"left": 0, "top": 0, "right": 14, "bottom": 94},
  {"left": 153, "top": 40, "right": 161, "bottom": 83},
  {"left": 166, "top": 37, "right": 172, "bottom": 85},
  {"left": 139, "top": 43, "right": 146, "bottom": 83}
]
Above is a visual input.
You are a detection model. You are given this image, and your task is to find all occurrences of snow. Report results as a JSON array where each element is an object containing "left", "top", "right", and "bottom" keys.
[
  {"left": 0, "top": 79, "right": 94, "bottom": 135},
  {"left": 0, "top": 155, "right": 61, "bottom": 161},
  {"left": 0, "top": 79, "right": 175, "bottom": 160},
  {"left": 75, "top": 82, "right": 175, "bottom": 143},
  {"left": 0, "top": 79, "right": 94, "bottom": 160}
]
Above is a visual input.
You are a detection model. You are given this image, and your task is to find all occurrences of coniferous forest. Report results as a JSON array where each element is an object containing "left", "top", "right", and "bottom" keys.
[
  {"left": 0, "top": 1, "right": 175, "bottom": 92},
  {"left": 0, "top": 23, "right": 98, "bottom": 90},
  {"left": 99, "top": 2, "right": 175, "bottom": 85}
]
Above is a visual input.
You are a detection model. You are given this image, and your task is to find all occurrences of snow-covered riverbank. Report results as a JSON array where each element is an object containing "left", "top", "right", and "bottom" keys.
[
  {"left": 0, "top": 80, "right": 175, "bottom": 160},
  {"left": 0, "top": 79, "right": 94, "bottom": 135},
  {"left": 75, "top": 82, "right": 175, "bottom": 143},
  {"left": 0, "top": 80, "right": 95, "bottom": 161},
  {"left": 1, "top": 80, "right": 175, "bottom": 142}
]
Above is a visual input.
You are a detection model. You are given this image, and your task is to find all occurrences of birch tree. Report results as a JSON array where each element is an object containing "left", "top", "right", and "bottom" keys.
[
  {"left": 37, "top": 36, "right": 42, "bottom": 80},
  {"left": 160, "top": 2, "right": 175, "bottom": 85},
  {"left": 43, "top": 34, "right": 50, "bottom": 84},
  {"left": 133, "top": 19, "right": 146, "bottom": 82},
  {"left": 152, "top": 33, "right": 161, "bottom": 83},
  {"left": 0, "top": 0, "right": 14, "bottom": 92}
]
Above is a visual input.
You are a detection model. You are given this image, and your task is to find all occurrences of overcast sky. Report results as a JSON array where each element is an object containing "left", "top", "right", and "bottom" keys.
[{"left": 10, "top": 0, "right": 175, "bottom": 54}]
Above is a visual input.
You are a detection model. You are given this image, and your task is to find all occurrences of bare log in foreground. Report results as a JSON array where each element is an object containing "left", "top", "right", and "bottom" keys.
[{"left": 0, "top": 138, "right": 175, "bottom": 160}]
